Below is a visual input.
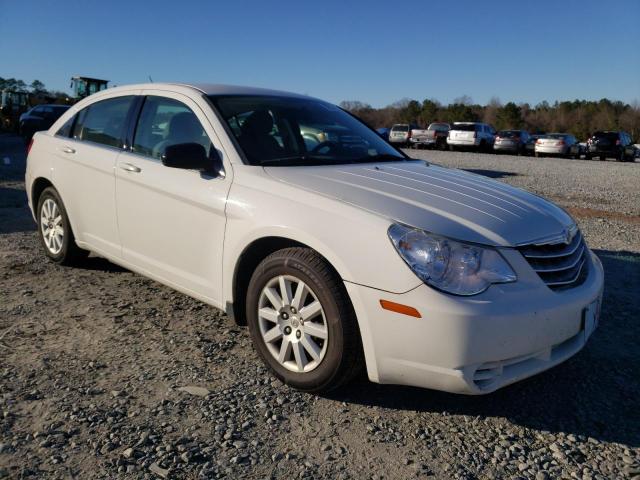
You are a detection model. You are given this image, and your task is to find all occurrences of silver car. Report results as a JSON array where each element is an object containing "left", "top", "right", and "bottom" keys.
[{"left": 535, "top": 133, "right": 578, "bottom": 158}]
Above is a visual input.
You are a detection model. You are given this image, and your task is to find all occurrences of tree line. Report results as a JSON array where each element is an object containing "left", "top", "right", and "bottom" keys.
[
  {"left": 340, "top": 97, "right": 640, "bottom": 141},
  {"left": 3, "top": 77, "right": 638, "bottom": 141},
  {"left": 0, "top": 77, "right": 68, "bottom": 100}
]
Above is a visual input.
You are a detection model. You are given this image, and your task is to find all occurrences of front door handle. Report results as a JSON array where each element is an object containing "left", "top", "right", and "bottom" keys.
[
  {"left": 119, "top": 163, "right": 141, "bottom": 173},
  {"left": 61, "top": 146, "right": 76, "bottom": 154}
]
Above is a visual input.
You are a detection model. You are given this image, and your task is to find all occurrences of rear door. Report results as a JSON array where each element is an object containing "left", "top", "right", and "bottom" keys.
[
  {"left": 52, "top": 95, "right": 136, "bottom": 257},
  {"left": 115, "top": 92, "right": 231, "bottom": 304}
]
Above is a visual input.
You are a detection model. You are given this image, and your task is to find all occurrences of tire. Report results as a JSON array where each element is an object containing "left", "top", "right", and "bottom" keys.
[
  {"left": 535, "top": 151, "right": 541, "bottom": 158},
  {"left": 449, "top": 144, "right": 455, "bottom": 152},
  {"left": 585, "top": 154, "right": 592, "bottom": 160},
  {"left": 36, "top": 187, "right": 89, "bottom": 265},
  {"left": 246, "top": 247, "right": 363, "bottom": 392},
  {"left": 599, "top": 155, "right": 606, "bottom": 161}
]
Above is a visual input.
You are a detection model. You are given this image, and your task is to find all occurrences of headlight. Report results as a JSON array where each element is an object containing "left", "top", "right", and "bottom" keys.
[{"left": 388, "top": 224, "right": 516, "bottom": 296}]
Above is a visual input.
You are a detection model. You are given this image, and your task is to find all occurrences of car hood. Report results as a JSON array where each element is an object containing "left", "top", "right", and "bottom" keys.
[{"left": 264, "top": 160, "right": 575, "bottom": 247}]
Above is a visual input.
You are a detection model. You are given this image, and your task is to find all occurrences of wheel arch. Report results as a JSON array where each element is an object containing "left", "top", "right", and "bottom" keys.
[
  {"left": 31, "top": 177, "right": 55, "bottom": 214},
  {"left": 230, "top": 236, "right": 345, "bottom": 327}
]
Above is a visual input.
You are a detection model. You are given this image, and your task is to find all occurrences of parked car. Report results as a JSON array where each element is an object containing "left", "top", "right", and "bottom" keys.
[
  {"left": 525, "top": 134, "right": 544, "bottom": 156},
  {"left": 447, "top": 122, "right": 496, "bottom": 152},
  {"left": 493, "top": 130, "right": 530, "bottom": 155},
  {"left": 376, "top": 127, "right": 390, "bottom": 141},
  {"left": 569, "top": 142, "right": 587, "bottom": 160},
  {"left": 534, "top": 133, "right": 578, "bottom": 158},
  {"left": 26, "top": 83, "right": 604, "bottom": 395},
  {"left": 585, "top": 131, "right": 635, "bottom": 162},
  {"left": 409, "top": 123, "right": 450, "bottom": 150},
  {"left": 389, "top": 123, "right": 419, "bottom": 147},
  {"left": 19, "top": 104, "right": 70, "bottom": 141}
]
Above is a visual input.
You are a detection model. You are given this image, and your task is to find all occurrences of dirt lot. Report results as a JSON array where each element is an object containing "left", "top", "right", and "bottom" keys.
[{"left": 1, "top": 134, "right": 639, "bottom": 480}]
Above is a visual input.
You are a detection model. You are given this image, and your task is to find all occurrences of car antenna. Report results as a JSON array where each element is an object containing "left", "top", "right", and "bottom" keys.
[{"left": 148, "top": 75, "right": 153, "bottom": 83}]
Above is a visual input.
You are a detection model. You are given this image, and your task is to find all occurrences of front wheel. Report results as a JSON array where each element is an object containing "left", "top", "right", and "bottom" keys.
[
  {"left": 37, "top": 187, "right": 89, "bottom": 265},
  {"left": 246, "top": 248, "right": 363, "bottom": 392}
]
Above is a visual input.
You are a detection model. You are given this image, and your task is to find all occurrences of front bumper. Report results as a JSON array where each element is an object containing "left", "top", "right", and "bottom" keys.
[{"left": 345, "top": 249, "right": 604, "bottom": 394}]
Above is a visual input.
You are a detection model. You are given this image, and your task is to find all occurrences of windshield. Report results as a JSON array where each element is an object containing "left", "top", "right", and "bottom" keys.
[{"left": 210, "top": 95, "right": 406, "bottom": 166}]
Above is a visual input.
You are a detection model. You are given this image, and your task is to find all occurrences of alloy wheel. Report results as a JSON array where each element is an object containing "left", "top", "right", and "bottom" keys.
[
  {"left": 40, "top": 198, "right": 64, "bottom": 255},
  {"left": 257, "top": 275, "right": 328, "bottom": 373}
]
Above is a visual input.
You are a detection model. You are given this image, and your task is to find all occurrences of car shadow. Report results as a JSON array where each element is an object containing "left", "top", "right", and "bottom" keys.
[
  {"left": 326, "top": 249, "right": 640, "bottom": 448},
  {"left": 462, "top": 168, "right": 519, "bottom": 179}
]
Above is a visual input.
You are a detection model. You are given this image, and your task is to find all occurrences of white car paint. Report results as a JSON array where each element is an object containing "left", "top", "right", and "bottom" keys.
[
  {"left": 25, "top": 83, "right": 604, "bottom": 394},
  {"left": 447, "top": 122, "right": 496, "bottom": 150}
]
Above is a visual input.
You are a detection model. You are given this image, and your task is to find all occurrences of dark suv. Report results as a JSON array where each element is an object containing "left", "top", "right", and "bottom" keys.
[{"left": 585, "top": 131, "right": 635, "bottom": 162}]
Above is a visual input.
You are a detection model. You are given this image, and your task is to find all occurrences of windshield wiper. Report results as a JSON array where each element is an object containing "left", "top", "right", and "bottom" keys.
[{"left": 259, "top": 155, "right": 315, "bottom": 166}]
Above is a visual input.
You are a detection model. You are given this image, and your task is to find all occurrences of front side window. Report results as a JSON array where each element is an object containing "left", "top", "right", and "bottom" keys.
[
  {"left": 72, "top": 96, "right": 134, "bottom": 148},
  {"left": 132, "top": 96, "right": 212, "bottom": 160},
  {"left": 210, "top": 95, "right": 405, "bottom": 166}
]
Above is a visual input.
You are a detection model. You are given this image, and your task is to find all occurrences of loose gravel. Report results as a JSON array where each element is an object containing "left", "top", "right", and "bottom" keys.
[{"left": 1, "top": 136, "right": 639, "bottom": 479}]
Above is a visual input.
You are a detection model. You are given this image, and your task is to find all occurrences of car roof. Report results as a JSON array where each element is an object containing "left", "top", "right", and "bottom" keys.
[{"left": 87, "top": 82, "right": 314, "bottom": 100}]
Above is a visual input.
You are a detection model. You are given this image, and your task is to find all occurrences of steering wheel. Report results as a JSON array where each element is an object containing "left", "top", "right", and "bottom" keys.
[{"left": 311, "top": 141, "right": 340, "bottom": 155}]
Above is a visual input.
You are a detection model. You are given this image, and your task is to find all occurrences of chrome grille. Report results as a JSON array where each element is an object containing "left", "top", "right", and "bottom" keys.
[{"left": 518, "top": 230, "right": 588, "bottom": 290}]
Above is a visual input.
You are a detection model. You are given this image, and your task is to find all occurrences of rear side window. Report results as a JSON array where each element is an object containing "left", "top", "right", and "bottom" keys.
[
  {"left": 132, "top": 96, "right": 212, "bottom": 160},
  {"left": 56, "top": 115, "right": 76, "bottom": 137},
  {"left": 72, "top": 96, "right": 135, "bottom": 148}
]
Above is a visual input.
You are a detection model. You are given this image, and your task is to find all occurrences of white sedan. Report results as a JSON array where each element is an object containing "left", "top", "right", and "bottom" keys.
[{"left": 25, "top": 83, "right": 604, "bottom": 394}]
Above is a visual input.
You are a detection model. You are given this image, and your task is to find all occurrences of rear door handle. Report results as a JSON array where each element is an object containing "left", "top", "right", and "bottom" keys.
[
  {"left": 61, "top": 146, "right": 76, "bottom": 154},
  {"left": 119, "top": 163, "right": 141, "bottom": 173}
]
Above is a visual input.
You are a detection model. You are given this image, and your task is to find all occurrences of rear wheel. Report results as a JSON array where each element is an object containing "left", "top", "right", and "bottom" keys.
[
  {"left": 600, "top": 155, "right": 606, "bottom": 161},
  {"left": 246, "top": 247, "right": 363, "bottom": 392},
  {"left": 37, "top": 187, "right": 89, "bottom": 265}
]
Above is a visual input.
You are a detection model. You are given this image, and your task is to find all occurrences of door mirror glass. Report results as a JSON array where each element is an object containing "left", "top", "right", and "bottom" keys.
[
  {"left": 162, "top": 142, "right": 208, "bottom": 170},
  {"left": 161, "top": 142, "right": 224, "bottom": 176}
]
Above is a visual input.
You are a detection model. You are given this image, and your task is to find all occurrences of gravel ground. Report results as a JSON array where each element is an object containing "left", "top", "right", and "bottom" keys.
[{"left": 1, "top": 135, "right": 639, "bottom": 480}]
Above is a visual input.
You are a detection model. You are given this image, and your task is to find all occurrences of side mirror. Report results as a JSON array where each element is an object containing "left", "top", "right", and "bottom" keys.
[{"left": 161, "top": 142, "right": 223, "bottom": 176}]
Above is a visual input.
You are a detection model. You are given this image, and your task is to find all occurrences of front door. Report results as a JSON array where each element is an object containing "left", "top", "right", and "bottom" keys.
[{"left": 115, "top": 93, "right": 231, "bottom": 305}]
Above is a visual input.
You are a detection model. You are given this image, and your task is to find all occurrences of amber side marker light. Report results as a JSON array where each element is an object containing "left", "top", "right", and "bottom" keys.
[{"left": 379, "top": 300, "right": 422, "bottom": 318}]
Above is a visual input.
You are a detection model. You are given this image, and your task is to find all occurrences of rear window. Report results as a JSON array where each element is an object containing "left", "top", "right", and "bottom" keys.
[
  {"left": 497, "top": 130, "right": 521, "bottom": 137},
  {"left": 592, "top": 131, "right": 618, "bottom": 140},
  {"left": 428, "top": 123, "right": 449, "bottom": 131},
  {"left": 391, "top": 125, "right": 409, "bottom": 132},
  {"left": 452, "top": 124, "right": 477, "bottom": 132},
  {"left": 546, "top": 134, "right": 568, "bottom": 139}
]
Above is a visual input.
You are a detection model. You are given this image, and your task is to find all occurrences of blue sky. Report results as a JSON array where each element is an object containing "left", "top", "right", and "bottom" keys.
[{"left": 1, "top": 0, "right": 638, "bottom": 107}]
